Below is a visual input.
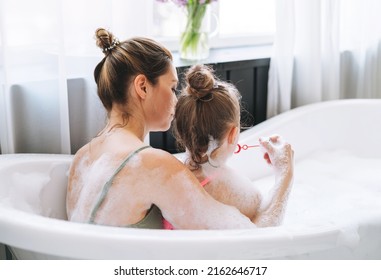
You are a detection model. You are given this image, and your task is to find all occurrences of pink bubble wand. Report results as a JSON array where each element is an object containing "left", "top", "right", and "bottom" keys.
[
  {"left": 234, "top": 143, "right": 272, "bottom": 164},
  {"left": 234, "top": 143, "right": 260, "bottom": 154}
]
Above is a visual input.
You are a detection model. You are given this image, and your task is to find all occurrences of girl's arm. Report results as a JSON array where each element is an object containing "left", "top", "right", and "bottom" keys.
[{"left": 252, "top": 136, "right": 294, "bottom": 227}]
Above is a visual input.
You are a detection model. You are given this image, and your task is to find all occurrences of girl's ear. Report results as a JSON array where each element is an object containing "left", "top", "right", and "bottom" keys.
[
  {"left": 227, "top": 126, "right": 239, "bottom": 145},
  {"left": 134, "top": 74, "right": 148, "bottom": 100}
]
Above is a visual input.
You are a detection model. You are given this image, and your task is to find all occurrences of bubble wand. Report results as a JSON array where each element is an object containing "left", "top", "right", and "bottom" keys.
[{"left": 234, "top": 143, "right": 260, "bottom": 154}]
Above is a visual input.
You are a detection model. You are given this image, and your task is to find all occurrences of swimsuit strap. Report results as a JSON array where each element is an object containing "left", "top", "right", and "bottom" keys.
[
  {"left": 200, "top": 172, "right": 220, "bottom": 187},
  {"left": 200, "top": 177, "right": 212, "bottom": 187},
  {"left": 88, "top": 145, "right": 150, "bottom": 224},
  {"left": 128, "top": 204, "right": 163, "bottom": 229}
]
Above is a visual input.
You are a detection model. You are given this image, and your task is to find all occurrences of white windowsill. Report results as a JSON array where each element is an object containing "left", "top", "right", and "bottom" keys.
[{"left": 173, "top": 44, "right": 273, "bottom": 67}]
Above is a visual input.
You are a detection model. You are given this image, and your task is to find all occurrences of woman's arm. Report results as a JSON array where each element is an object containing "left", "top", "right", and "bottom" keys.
[
  {"left": 252, "top": 135, "right": 294, "bottom": 227},
  {"left": 142, "top": 149, "right": 257, "bottom": 229}
]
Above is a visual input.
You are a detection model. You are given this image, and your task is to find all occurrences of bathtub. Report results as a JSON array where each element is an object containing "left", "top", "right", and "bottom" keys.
[{"left": 0, "top": 99, "right": 381, "bottom": 260}]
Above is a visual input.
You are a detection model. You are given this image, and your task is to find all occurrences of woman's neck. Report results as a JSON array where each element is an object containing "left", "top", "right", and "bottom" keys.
[{"left": 106, "top": 109, "right": 147, "bottom": 141}]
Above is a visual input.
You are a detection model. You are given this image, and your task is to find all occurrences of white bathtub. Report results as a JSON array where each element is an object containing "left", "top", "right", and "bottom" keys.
[{"left": 0, "top": 99, "right": 380, "bottom": 260}]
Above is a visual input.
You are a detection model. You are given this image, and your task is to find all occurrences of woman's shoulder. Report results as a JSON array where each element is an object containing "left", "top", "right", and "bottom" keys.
[
  {"left": 68, "top": 144, "right": 91, "bottom": 176},
  {"left": 71, "top": 143, "right": 91, "bottom": 163},
  {"left": 141, "top": 147, "right": 185, "bottom": 169}
]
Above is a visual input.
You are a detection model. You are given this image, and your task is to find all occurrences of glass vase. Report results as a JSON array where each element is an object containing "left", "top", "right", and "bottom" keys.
[{"left": 180, "top": 5, "right": 215, "bottom": 61}]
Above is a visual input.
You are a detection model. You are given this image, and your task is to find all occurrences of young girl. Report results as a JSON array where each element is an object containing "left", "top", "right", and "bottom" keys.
[{"left": 169, "top": 64, "right": 294, "bottom": 228}]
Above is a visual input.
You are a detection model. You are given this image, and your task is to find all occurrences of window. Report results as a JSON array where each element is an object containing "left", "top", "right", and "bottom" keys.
[{"left": 152, "top": 0, "right": 275, "bottom": 50}]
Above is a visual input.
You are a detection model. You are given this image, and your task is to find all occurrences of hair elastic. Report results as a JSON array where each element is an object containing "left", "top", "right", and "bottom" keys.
[
  {"left": 198, "top": 92, "right": 214, "bottom": 102},
  {"left": 103, "top": 38, "right": 120, "bottom": 53}
]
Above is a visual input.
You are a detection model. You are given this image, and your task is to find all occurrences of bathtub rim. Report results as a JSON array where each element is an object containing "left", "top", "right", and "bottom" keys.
[
  {"left": 240, "top": 98, "right": 381, "bottom": 136},
  {"left": 0, "top": 202, "right": 352, "bottom": 259}
]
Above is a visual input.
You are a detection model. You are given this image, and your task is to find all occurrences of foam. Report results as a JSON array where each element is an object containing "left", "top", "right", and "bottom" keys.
[
  {"left": 254, "top": 149, "right": 381, "bottom": 229},
  {"left": 69, "top": 153, "right": 116, "bottom": 222},
  {"left": 2, "top": 171, "right": 50, "bottom": 213},
  {"left": 206, "top": 136, "right": 219, "bottom": 156}
]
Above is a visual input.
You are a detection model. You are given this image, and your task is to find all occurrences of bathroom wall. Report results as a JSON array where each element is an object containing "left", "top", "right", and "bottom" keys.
[{"left": 3, "top": 77, "right": 105, "bottom": 155}]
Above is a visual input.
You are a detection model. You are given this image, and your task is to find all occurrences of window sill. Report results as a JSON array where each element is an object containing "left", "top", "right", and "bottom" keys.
[{"left": 172, "top": 44, "right": 273, "bottom": 67}]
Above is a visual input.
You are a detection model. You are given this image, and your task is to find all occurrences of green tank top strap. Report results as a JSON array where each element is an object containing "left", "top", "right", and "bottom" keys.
[
  {"left": 127, "top": 204, "right": 163, "bottom": 229},
  {"left": 88, "top": 145, "right": 151, "bottom": 225}
]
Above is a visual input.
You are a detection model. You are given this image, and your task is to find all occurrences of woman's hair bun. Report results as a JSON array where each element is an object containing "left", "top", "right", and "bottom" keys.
[
  {"left": 95, "top": 28, "right": 119, "bottom": 54},
  {"left": 186, "top": 65, "right": 216, "bottom": 99}
]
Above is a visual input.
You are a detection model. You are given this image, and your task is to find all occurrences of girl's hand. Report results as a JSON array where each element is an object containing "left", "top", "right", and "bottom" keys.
[{"left": 259, "top": 135, "right": 294, "bottom": 174}]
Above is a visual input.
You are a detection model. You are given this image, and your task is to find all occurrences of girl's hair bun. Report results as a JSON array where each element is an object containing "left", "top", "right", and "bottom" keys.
[
  {"left": 186, "top": 65, "right": 216, "bottom": 99},
  {"left": 95, "top": 28, "right": 119, "bottom": 54}
]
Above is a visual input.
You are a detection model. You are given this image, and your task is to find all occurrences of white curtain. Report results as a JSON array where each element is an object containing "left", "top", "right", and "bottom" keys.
[
  {"left": 0, "top": 0, "right": 152, "bottom": 154},
  {"left": 267, "top": 0, "right": 381, "bottom": 118}
]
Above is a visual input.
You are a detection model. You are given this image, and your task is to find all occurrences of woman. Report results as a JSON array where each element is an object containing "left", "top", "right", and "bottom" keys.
[
  {"left": 66, "top": 28, "right": 293, "bottom": 229},
  {"left": 164, "top": 64, "right": 293, "bottom": 229}
]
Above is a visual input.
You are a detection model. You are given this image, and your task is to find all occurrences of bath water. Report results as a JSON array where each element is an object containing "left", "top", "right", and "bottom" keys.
[{"left": 252, "top": 149, "right": 381, "bottom": 227}]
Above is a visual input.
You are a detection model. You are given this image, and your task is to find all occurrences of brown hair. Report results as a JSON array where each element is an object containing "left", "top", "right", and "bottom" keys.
[
  {"left": 94, "top": 28, "right": 173, "bottom": 113},
  {"left": 173, "top": 65, "right": 241, "bottom": 170}
]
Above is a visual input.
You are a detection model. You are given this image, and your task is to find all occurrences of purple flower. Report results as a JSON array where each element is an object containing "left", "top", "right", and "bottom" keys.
[
  {"left": 156, "top": 0, "right": 218, "bottom": 7},
  {"left": 172, "top": 0, "right": 188, "bottom": 7}
]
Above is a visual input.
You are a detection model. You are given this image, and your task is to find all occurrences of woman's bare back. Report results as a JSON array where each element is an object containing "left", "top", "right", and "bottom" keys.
[{"left": 67, "top": 132, "right": 156, "bottom": 226}]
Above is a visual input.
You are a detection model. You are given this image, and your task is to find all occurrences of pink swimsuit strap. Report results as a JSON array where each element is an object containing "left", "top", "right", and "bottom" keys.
[{"left": 200, "top": 177, "right": 212, "bottom": 187}]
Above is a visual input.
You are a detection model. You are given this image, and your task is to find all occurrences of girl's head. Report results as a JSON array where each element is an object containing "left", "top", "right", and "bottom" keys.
[
  {"left": 174, "top": 64, "right": 241, "bottom": 169},
  {"left": 94, "top": 28, "right": 176, "bottom": 130}
]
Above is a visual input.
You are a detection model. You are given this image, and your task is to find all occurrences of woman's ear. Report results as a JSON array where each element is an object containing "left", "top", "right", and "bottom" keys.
[
  {"left": 227, "top": 126, "right": 239, "bottom": 145},
  {"left": 134, "top": 74, "right": 148, "bottom": 100}
]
